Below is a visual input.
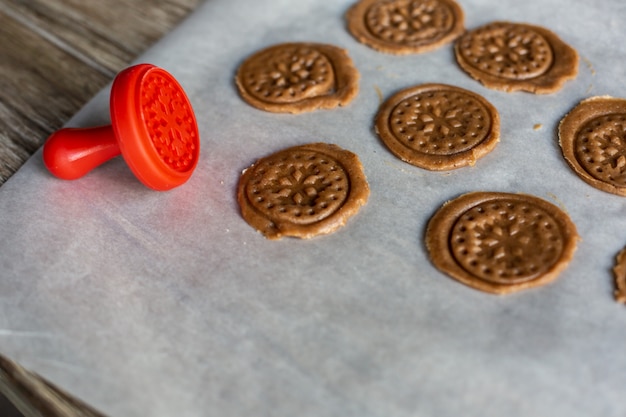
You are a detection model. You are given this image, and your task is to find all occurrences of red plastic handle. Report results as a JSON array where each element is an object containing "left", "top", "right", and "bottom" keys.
[{"left": 43, "top": 125, "right": 120, "bottom": 180}]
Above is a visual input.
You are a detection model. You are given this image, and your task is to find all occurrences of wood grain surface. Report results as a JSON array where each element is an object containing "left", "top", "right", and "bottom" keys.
[{"left": 0, "top": 0, "right": 202, "bottom": 415}]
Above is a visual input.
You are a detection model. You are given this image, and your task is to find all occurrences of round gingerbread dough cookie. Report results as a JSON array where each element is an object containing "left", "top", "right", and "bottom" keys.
[
  {"left": 454, "top": 21, "right": 578, "bottom": 94},
  {"left": 237, "top": 143, "right": 370, "bottom": 239},
  {"left": 375, "top": 83, "right": 500, "bottom": 170},
  {"left": 426, "top": 192, "right": 579, "bottom": 294},
  {"left": 235, "top": 43, "right": 359, "bottom": 114},
  {"left": 559, "top": 96, "right": 626, "bottom": 196},
  {"left": 612, "top": 246, "right": 626, "bottom": 304},
  {"left": 346, "top": 0, "right": 465, "bottom": 54}
]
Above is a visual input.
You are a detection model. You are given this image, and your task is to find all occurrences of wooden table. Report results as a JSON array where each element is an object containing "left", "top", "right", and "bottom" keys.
[{"left": 0, "top": 1, "right": 201, "bottom": 415}]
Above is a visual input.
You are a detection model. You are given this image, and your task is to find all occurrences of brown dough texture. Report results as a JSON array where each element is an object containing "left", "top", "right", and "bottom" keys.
[
  {"left": 612, "top": 247, "right": 626, "bottom": 304},
  {"left": 426, "top": 192, "right": 579, "bottom": 294},
  {"left": 559, "top": 96, "right": 626, "bottom": 196},
  {"left": 454, "top": 21, "right": 578, "bottom": 94},
  {"left": 235, "top": 43, "right": 359, "bottom": 114},
  {"left": 375, "top": 83, "right": 500, "bottom": 170},
  {"left": 237, "top": 143, "right": 370, "bottom": 239},
  {"left": 346, "top": 0, "right": 465, "bottom": 54}
]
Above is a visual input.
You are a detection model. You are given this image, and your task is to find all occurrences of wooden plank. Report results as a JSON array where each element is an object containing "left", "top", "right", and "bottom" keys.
[
  {"left": 2, "top": 0, "right": 202, "bottom": 74},
  {"left": 0, "top": 391, "right": 22, "bottom": 417},
  {"left": 0, "top": 355, "right": 105, "bottom": 417},
  {"left": 0, "top": 9, "right": 110, "bottom": 182}
]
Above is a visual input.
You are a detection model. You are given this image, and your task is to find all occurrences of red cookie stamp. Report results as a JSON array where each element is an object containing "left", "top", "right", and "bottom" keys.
[{"left": 43, "top": 64, "right": 200, "bottom": 191}]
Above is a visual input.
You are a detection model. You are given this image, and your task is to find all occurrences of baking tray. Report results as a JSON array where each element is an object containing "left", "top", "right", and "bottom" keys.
[{"left": 1, "top": 0, "right": 625, "bottom": 415}]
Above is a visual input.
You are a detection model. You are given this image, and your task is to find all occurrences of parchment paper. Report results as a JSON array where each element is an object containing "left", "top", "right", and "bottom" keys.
[{"left": 2, "top": 0, "right": 626, "bottom": 416}]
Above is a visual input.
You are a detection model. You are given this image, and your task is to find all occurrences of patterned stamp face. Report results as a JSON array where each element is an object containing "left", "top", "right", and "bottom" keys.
[
  {"left": 559, "top": 97, "right": 626, "bottom": 196},
  {"left": 375, "top": 84, "right": 499, "bottom": 170},
  {"left": 456, "top": 23, "right": 554, "bottom": 81},
  {"left": 140, "top": 71, "right": 198, "bottom": 173},
  {"left": 236, "top": 43, "right": 359, "bottom": 113},
  {"left": 347, "top": 0, "right": 464, "bottom": 54},
  {"left": 426, "top": 192, "right": 578, "bottom": 294},
  {"left": 110, "top": 64, "right": 200, "bottom": 190},
  {"left": 454, "top": 21, "right": 578, "bottom": 93},
  {"left": 238, "top": 143, "right": 369, "bottom": 239}
]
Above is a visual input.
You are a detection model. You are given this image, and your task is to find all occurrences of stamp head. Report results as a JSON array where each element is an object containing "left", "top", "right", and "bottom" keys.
[{"left": 111, "top": 64, "right": 200, "bottom": 190}]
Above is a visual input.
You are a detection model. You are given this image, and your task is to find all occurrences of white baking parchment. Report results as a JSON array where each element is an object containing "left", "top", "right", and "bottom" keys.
[{"left": 2, "top": 0, "right": 626, "bottom": 416}]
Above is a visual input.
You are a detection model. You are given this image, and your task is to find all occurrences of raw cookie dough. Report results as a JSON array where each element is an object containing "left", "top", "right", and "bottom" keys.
[
  {"left": 237, "top": 143, "right": 369, "bottom": 239},
  {"left": 375, "top": 83, "right": 500, "bottom": 170},
  {"left": 612, "top": 246, "right": 626, "bottom": 304},
  {"left": 426, "top": 192, "right": 579, "bottom": 294},
  {"left": 454, "top": 21, "right": 578, "bottom": 93},
  {"left": 235, "top": 43, "right": 359, "bottom": 113},
  {"left": 559, "top": 96, "right": 626, "bottom": 196},
  {"left": 346, "top": 0, "right": 465, "bottom": 54}
]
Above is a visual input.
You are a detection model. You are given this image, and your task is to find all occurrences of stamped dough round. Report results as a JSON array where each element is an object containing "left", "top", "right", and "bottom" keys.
[
  {"left": 346, "top": 0, "right": 465, "bottom": 54},
  {"left": 237, "top": 143, "right": 370, "bottom": 239},
  {"left": 612, "top": 246, "right": 626, "bottom": 304},
  {"left": 454, "top": 21, "right": 578, "bottom": 93},
  {"left": 559, "top": 96, "right": 626, "bottom": 196},
  {"left": 375, "top": 83, "right": 500, "bottom": 170},
  {"left": 235, "top": 43, "right": 359, "bottom": 113},
  {"left": 426, "top": 192, "right": 578, "bottom": 294}
]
